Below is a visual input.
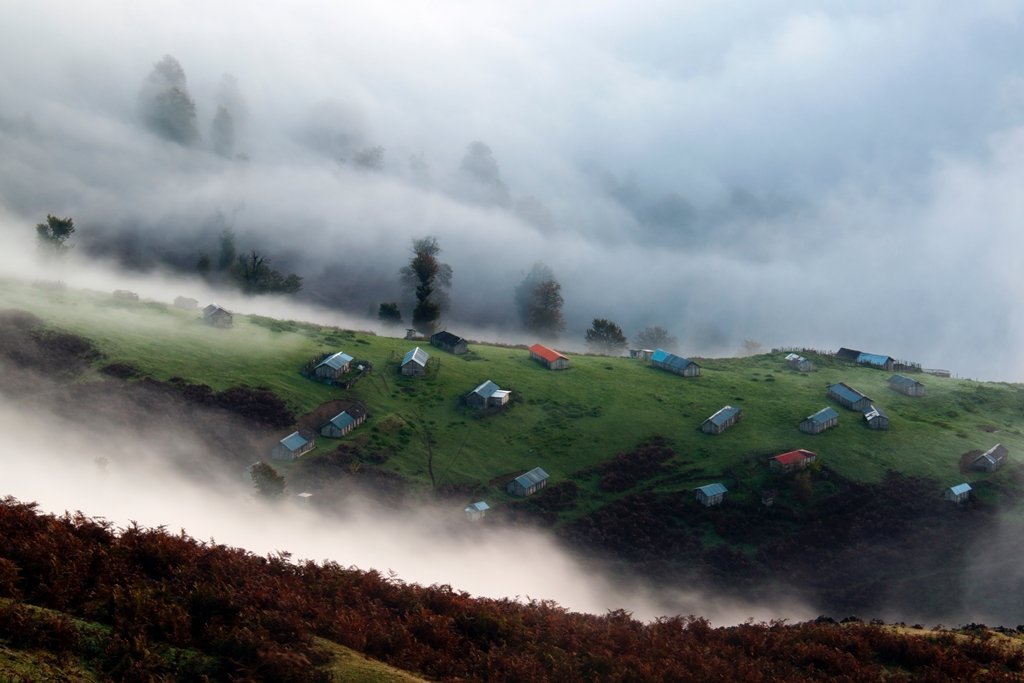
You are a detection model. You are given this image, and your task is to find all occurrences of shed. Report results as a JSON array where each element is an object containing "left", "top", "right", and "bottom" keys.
[
  {"left": 430, "top": 330, "right": 468, "bottom": 355},
  {"left": 314, "top": 351, "right": 354, "bottom": 380},
  {"left": 837, "top": 347, "right": 895, "bottom": 371},
  {"left": 321, "top": 410, "right": 365, "bottom": 438},
  {"left": 272, "top": 431, "right": 315, "bottom": 461},
  {"left": 464, "top": 501, "right": 490, "bottom": 521},
  {"left": 173, "top": 296, "right": 198, "bottom": 310},
  {"left": 827, "top": 382, "right": 873, "bottom": 412},
  {"left": 650, "top": 348, "right": 701, "bottom": 377},
  {"left": 771, "top": 449, "right": 818, "bottom": 472},
  {"left": 400, "top": 346, "right": 430, "bottom": 377},
  {"left": 203, "top": 303, "right": 233, "bottom": 328},
  {"left": 889, "top": 374, "right": 925, "bottom": 397},
  {"left": 507, "top": 467, "right": 549, "bottom": 497},
  {"left": 863, "top": 405, "right": 889, "bottom": 431},
  {"left": 113, "top": 289, "right": 139, "bottom": 303},
  {"left": 529, "top": 344, "right": 570, "bottom": 370},
  {"left": 695, "top": 483, "right": 727, "bottom": 507},
  {"left": 296, "top": 492, "right": 314, "bottom": 504},
  {"left": 973, "top": 443, "right": 1008, "bottom": 472},
  {"left": 702, "top": 405, "right": 743, "bottom": 435},
  {"left": 785, "top": 353, "right": 814, "bottom": 372},
  {"left": 944, "top": 483, "right": 972, "bottom": 504},
  {"left": 630, "top": 349, "right": 654, "bottom": 361},
  {"left": 467, "top": 380, "right": 511, "bottom": 409},
  {"left": 800, "top": 407, "right": 839, "bottom": 434}
]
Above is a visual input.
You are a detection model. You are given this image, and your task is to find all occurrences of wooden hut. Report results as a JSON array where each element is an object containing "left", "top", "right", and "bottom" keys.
[
  {"left": 889, "top": 374, "right": 925, "bottom": 397},
  {"left": 800, "top": 407, "right": 839, "bottom": 434},
  {"left": 314, "top": 351, "right": 353, "bottom": 380},
  {"left": 863, "top": 405, "right": 889, "bottom": 431},
  {"left": 529, "top": 344, "right": 570, "bottom": 370},
  {"left": 837, "top": 347, "right": 895, "bottom": 371},
  {"left": 630, "top": 349, "right": 654, "bottom": 361},
  {"left": 944, "top": 483, "right": 972, "bottom": 504},
  {"left": 467, "top": 380, "right": 511, "bottom": 408},
  {"left": 272, "top": 431, "right": 315, "bottom": 461},
  {"left": 695, "top": 483, "right": 727, "bottom": 507},
  {"left": 464, "top": 501, "right": 490, "bottom": 521},
  {"left": 771, "top": 449, "right": 817, "bottom": 472},
  {"left": 701, "top": 405, "right": 742, "bottom": 435},
  {"left": 650, "top": 348, "right": 701, "bottom": 377},
  {"left": 320, "top": 410, "right": 365, "bottom": 438},
  {"left": 430, "top": 330, "right": 468, "bottom": 355},
  {"left": 785, "top": 353, "right": 814, "bottom": 372},
  {"left": 973, "top": 443, "right": 1008, "bottom": 472},
  {"left": 203, "top": 304, "right": 233, "bottom": 328},
  {"left": 507, "top": 467, "right": 549, "bottom": 497},
  {"left": 400, "top": 347, "right": 430, "bottom": 377},
  {"left": 827, "top": 382, "right": 873, "bottom": 412}
]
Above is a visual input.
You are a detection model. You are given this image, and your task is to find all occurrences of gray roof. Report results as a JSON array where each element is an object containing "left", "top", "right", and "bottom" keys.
[
  {"left": 402, "top": 346, "right": 430, "bottom": 367},
  {"left": 203, "top": 303, "right": 231, "bottom": 317},
  {"left": 316, "top": 351, "right": 354, "bottom": 370},
  {"left": 465, "top": 501, "right": 490, "bottom": 513},
  {"left": 863, "top": 405, "right": 888, "bottom": 420},
  {"left": 328, "top": 411, "right": 357, "bottom": 431},
  {"left": 432, "top": 330, "right": 466, "bottom": 346},
  {"left": 280, "top": 431, "right": 309, "bottom": 452},
  {"left": 472, "top": 380, "right": 505, "bottom": 397},
  {"left": 828, "top": 382, "right": 871, "bottom": 404},
  {"left": 807, "top": 406, "right": 839, "bottom": 423},
  {"left": 705, "top": 405, "right": 741, "bottom": 427},
  {"left": 948, "top": 483, "right": 972, "bottom": 496},
  {"left": 696, "top": 483, "right": 728, "bottom": 497},
  {"left": 513, "top": 467, "right": 549, "bottom": 488},
  {"left": 889, "top": 374, "right": 923, "bottom": 388}
]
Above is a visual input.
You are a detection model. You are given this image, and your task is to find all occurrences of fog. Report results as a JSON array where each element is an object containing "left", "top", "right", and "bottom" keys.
[{"left": 2, "top": 1, "right": 1024, "bottom": 380}]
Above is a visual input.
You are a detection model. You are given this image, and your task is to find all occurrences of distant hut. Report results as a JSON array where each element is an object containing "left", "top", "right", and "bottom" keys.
[
  {"left": 785, "top": 353, "right": 814, "bottom": 372},
  {"left": 800, "top": 407, "right": 839, "bottom": 434},
  {"left": 863, "top": 405, "right": 889, "bottom": 431},
  {"left": 770, "top": 449, "right": 818, "bottom": 472},
  {"left": 695, "top": 483, "right": 727, "bottom": 507},
  {"left": 203, "top": 303, "right": 233, "bottom": 328},
  {"left": 467, "top": 380, "right": 511, "bottom": 409},
  {"left": 529, "top": 344, "right": 570, "bottom": 370},
  {"left": 827, "top": 382, "right": 873, "bottom": 412},
  {"left": 944, "top": 483, "right": 972, "bottom": 504},
  {"left": 650, "top": 348, "right": 701, "bottom": 377},
  {"left": 173, "top": 296, "right": 198, "bottom": 310},
  {"left": 973, "top": 443, "right": 1008, "bottom": 472},
  {"left": 272, "top": 431, "right": 315, "bottom": 461},
  {"left": 464, "top": 501, "right": 490, "bottom": 521},
  {"left": 701, "top": 405, "right": 743, "bottom": 435},
  {"left": 837, "top": 347, "right": 895, "bottom": 371},
  {"left": 630, "top": 349, "right": 654, "bottom": 361},
  {"left": 320, "top": 410, "right": 365, "bottom": 438},
  {"left": 113, "top": 289, "right": 139, "bottom": 303},
  {"left": 314, "top": 351, "right": 354, "bottom": 380},
  {"left": 430, "top": 330, "right": 468, "bottom": 355},
  {"left": 296, "top": 492, "right": 314, "bottom": 504},
  {"left": 889, "top": 374, "right": 925, "bottom": 397},
  {"left": 400, "top": 347, "right": 430, "bottom": 377},
  {"left": 507, "top": 467, "right": 549, "bottom": 497}
]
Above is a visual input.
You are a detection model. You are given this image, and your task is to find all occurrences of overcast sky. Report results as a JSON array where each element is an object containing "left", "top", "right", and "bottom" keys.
[{"left": 2, "top": 1, "right": 1024, "bottom": 378}]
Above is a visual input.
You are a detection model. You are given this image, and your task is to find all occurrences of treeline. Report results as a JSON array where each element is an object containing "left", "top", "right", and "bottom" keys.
[{"left": 2, "top": 498, "right": 1023, "bottom": 681}]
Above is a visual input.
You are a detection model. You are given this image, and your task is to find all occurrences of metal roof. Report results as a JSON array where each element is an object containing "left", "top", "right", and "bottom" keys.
[
  {"left": 402, "top": 346, "right": 430, "bottom": 367},
  {"left": 329, "top": 411, "right": 356, "bottom": 430},
  {"left": 807, "top": 407, "right": 839, "bottom": 423},
  {"left": 316, "top": 351, "right": 354, "bottom": 370},
  {"left": 774, "top": 449, "right": 816, "bottom": 465},
  {"left": 828, "top": 382, "right": 871, "bottom": 404},
  {"left": 889, "top": 374, "right": 922, "bottom": 387},
  {"left": 432, "top": 330, "right": 466, "bottom": 346},
  {"left": 863, "top": 405, "right": 888, "bottom": 420},
  {"left": 529, "top": 344, "right": 568, "bottom": 363},
  {"left": 857, "top": 352, "right": 892, "bottom": 367},
  {"left": 949, "top": 483, "right": 972, "bottom": 496},
  {"left": 472, "top": 380, "right": 506, "bottom": 398},
  {"left": 280, "top": 431, "right": 309, "bottom": 451},
  {"left": 465, "top": 501, "right": 490, "bottom": 512},
  {"left": 706, "top": 405, "right": 741, "bottom": 427},
  {"left": 696, "top": 483, "right": 728, "bottom": 497},
  {"left": 513, "top": 467, "right": 549, "bottom": 488},
  {"left": 651, "top": 348, "right": 696, "bottom": 370}
]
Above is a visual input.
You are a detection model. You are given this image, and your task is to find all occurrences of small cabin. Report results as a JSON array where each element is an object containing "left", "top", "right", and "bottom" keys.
[
  {"left": 800, "top": 407, "right": 839, "bottom": 434},
  {"left": 973, "top": 443, "right": 1008, "bottom": 472},
  {"left": 173, "top": 296, "right": 198, "bottom": 310},
  {"left": 771, "top": 449, "right": 817, "bottom": 472},
  {"left": 837, "top": 347, "right": 895, "bottom": 371},
  {"left": 630, "top": 349, "right": 654, "bottom": 361},
  {"left": 701, "top": 405, "right": 742, "bottom": 435},
  {"left": 430, "top": 330, "right": 468, "bottom": 355},
  {"left": 272, "top": 431, "right": 315, "bottom": 461},
  {"left": 863, "top": 405, "right": 889, "bottom": 431},
  {"left": 889, "top": 374, "right": 925, "bottom": 397},
  {"left": 650, "top": 348, "right": 701, "bottom": 377},
  {"left": 464, "top": 501, "right": 490, "bottom": 521},
  {"left": 296, "top": 492, "right": 314, "bottom": 504},
  {"left": 314, "top": 351, "right": 354, "bottom": 380},
  {"left": 785, "top": 353, "right": 814, "bottom": 372},
  {"left": 827, "top": 382, "right": 873, "bottom": 412},
  {"left": 467, "top": 380, "right": 511, "bottom": 409},
  {"left": 529, "top": 344, "right": 570, "bottom": 370},
  {"left": 400, "top": 347, "right": 430, "bottom": 377},
  {"left": 944, "top": 483, "right": 972, "bottom": 504},
  {"left": 507, "top": 467, "right": 549, "bottom": 497},
  {"left": 203, "top": 304, "right": 233, "bottom": 328},
  {"left": 320, "top": 410, "right": 365, "bottom": 438},
  {"left": 113, "top": 289, "right": 139, "bottom": 303},
  {"left": 695, "top": 483, "right": 727, "bottom": 507}
]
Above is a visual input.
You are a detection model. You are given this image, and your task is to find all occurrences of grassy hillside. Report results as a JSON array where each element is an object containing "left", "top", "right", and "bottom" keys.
[{"left": 4, "top": 278, "right": 1023, "bottom": 519}]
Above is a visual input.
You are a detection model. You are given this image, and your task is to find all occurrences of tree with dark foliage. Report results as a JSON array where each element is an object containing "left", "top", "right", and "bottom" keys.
[
  {"left": 585, "top": 318, "right": 628, "bottom": 354},
  {"left": 232, "top": 251, "right": 302, "bottom": 294},
  {"left": 378, "top": 302, "right": 402, "bottom": 326},
  {"left": 250, "top": 462, "right": 286, "bottom": 498},
  {"left": 139, "top": 55, "right": 199, "bottom": 145},
  {"left": 35, "top": 214, "right": 75, "bottom": 255},
  {"left": 514, "top": 262, "right": 565, "bottom": 338},
  {"left": 635, "top": 325, "right": 677, "bottom": 351},
  {"left": 400, "top": 236, "right": 452, "bottom": 335}
]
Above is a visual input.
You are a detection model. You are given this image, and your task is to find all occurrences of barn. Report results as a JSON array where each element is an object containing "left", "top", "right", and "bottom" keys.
[
  {"left": 320, "top": 410, "right": 365, "bottom": 438},
  {"left": 827, "top": 382, "right": 873, "bottom": 412},
  {"left": 203, "top": 304, "right": 233, "bottom": 328},
  {"left": 464, "top": 501, "right": 490, "bottom": 521},
  {"left": 770, "top": 449, "right": 818, "bottom": 472},
  {"left": 467, "top": 380, "right": 511, "bottom": 408},
  {"left": 430, "top": 330, "right": 469, "bottom": 355},
  {"left": 701, "top": 405, "right": 742, "bottom": 434},
  {"left": 507, "top": 467, "right": 549, "bottom": 497},
  {"left": 800, "top": 407, "right": 839, "bottom": 434},
  {"left": 785, "top": 353, "right": 814, "bottom": 372},
  {"left": 272, "top": 431, "right": 315, "bottom": 461},
  {"left": 314, "top": 351, "right": 354, "bottom": 380},
  {"left": 889, "top": 374, "right": 925, "bottom": 397},
  {"left": 695, "top": 483, "right": 727, "bottom": 507},
  {"left": 650, "top": 348, "right": 701, "bottom": 377},
  {"left": 973, "top": 443, "right": 1008, "bottom": 472},
  {"left": 529, "top": 344, "right": 570, "bottom": 370},
  {"left": 944, "top": 483, "right": 972, "bottom": 504},
  {"left": 400, "top": 347, "right": 430, "bottom": 377},
  {"left": 863, "top": 405, "right": 889, "bottom": 431}
]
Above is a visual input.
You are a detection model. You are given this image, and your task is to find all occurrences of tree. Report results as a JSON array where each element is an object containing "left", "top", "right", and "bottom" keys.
[
  {"left": 196, "top": 252, "right": 211, "bottom": 277},
  {"left": 636, "top": 325, "right": 677, "bottom": 350},
  {"left": 400, "top": 236, "right": 452, "bottom": 335},
  {"left": 250, "top": 462, "right": 286, "bottom": 498},
  {"left": 35, "top": 214, "right": 75, "bottom": 255},
  {"left": 217, "top": 227, "right": 237, "bottom": 271},
  {"left": 139, "top": 55, "right": 199, "bottom": 145},
  {"left": 378, "top": 302, "right": 402, "bottom": 326},
  {"left": 515, "top": 262, "right": 565, "bottom": 337},
  {"left": 459, "top": 140, "right": 510, "bottom": 206},
  {"left": 232, "top": 251, "right": 303, "bottom": 295},
  {"left": 585, "top": 318, "right": 628, "bottom": 354},
  {"left": 210, "top": 105, "right": 235, "bottom": 158}
]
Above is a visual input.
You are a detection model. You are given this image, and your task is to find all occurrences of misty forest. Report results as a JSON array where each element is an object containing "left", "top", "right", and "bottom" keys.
[{"left": 4, "top": 2, "right": 1024, "bottom": 681}]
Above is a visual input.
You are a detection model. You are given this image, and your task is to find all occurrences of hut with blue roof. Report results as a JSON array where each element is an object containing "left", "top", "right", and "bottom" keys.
[
  {"left": 800, "top": 407, "right": 839, "bottom": 434},
  {"left": 464, "top": 501, "right": 490, "bottom": 521},
  {"left": 701, "top": 405, "right": 743, "bottom": 435},
  {"left": 507, "top": 467, "right": 549, "bottom": 497},
  {"left": 695, "top": 483, "right": 727, "bottom": 507},
  {"left": 314, "top": 351, "right": 354, "bottom": 380},
  {"left": 321, "top": 410, "right": 365, "bottom": 438},
  {"left": 944, "top": 483, "right": 972, "bottom": 504},
  {"left": 650, "top": 348, "right": 701, "bottom": 377},
  {"left": 272, "top": 430, "right": 315, "bottom": 461},
  {"left": 827, "top": 382, "right": 873, "bottom": 412}
]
